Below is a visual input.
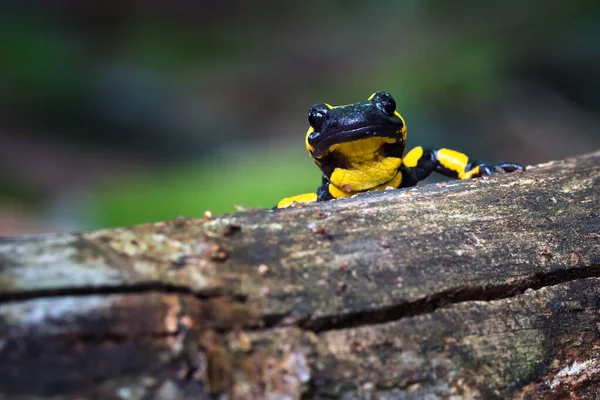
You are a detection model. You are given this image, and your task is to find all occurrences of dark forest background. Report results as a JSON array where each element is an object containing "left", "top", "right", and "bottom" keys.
[{"left": 1, "top": 1, "right": 599, "bottom": 234}]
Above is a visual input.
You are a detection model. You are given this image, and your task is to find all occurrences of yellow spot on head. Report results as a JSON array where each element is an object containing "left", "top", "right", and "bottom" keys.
[
  {"left": 305, "top": 127, "right": 315, "bottom": 153},
  {"left": 394, "top": 111, "right": 407, "bottom": 139}
]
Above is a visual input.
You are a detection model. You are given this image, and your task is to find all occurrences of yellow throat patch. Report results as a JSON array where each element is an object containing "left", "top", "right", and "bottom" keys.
[{"left": 327, "top": 136, "right": 402, "bottom": 193}]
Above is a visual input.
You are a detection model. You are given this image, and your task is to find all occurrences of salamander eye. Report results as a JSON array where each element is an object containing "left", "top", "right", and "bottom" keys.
[
  {"left": 308, "top": 104, "right": 329, "bottom": 131},
  {"left": 370, "top": 91, "right": 396, "bottom": 116}
]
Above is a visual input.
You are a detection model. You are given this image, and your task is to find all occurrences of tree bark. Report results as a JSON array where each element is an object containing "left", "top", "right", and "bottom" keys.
[{"left": 0, "top": 151, "right": 599, "bottom": 400}]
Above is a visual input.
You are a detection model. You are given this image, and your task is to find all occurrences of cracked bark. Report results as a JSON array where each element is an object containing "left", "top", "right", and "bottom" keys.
[{"left": 0, "top": 151, "right": 599, "bottom": 400}]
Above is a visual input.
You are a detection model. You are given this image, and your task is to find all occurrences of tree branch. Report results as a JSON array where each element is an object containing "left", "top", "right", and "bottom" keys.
[{"left": 1, "top": 151, "right": 599, "bottom": 399}]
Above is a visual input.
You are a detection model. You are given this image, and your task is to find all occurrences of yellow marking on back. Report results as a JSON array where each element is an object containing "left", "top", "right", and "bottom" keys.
[
  {"left": 277, "top": 193, "right": 318, "bottom": 209},
  {"left": 403, "top": 146, "right": 423, "bottom": 168},
  {"left": 328, "top": 137, "right": 401, "bottom": 191},
  {"left": 436, "top": 148, "right": 470, "bottom": 177}
]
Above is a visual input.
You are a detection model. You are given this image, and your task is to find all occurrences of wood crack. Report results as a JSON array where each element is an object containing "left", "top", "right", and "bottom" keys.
[
  {"left": 0, "top": 282, "right": 226, "bottom": 304},
  {"left": 278, "top": 263, "right": 600, "bottom": 333},
  {"left": 2, "top": 264, "right": 599, "bottom": 336}
]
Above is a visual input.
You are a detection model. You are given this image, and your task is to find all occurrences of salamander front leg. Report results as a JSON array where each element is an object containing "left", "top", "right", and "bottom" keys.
[{"left": 275, "top": 175, "right": 331, "bottom": 209}]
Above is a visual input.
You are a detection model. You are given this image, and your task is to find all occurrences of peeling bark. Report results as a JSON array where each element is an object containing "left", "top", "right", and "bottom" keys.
[{"left": 0, "top": 151, "right": 599, "bottom": 399}]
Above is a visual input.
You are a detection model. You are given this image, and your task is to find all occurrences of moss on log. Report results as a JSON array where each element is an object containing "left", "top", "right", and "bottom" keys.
[{"left": 0, "top": 151, "right": 599, "bottom": 399}]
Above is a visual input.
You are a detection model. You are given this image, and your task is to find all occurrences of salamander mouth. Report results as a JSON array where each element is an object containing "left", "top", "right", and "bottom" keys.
[{"left": 313, "top": 125, "right": 402, "bottom": 158}]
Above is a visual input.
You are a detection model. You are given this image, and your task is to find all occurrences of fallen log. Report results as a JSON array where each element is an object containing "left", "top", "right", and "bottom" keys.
[{"left": 0, "top": 151, "right": 599, "bottom": 400}]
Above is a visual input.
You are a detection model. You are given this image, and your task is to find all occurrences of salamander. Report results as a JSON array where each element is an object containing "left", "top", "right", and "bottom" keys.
[{"left": 276, "top": 91, "right": 524, "bottom": 208}]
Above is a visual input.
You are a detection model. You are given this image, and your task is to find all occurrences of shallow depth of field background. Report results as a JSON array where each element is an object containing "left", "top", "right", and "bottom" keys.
[{"left": 1, "top": 1, "right": 599, "bottom": 235}]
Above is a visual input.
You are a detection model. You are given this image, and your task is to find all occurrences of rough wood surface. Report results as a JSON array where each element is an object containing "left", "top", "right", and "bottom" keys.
[{"left": 0, "top": 151, "right": 599, "bottom": 400}]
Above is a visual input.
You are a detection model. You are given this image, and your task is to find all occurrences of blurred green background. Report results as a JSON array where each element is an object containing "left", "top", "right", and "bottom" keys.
[{"left": 1, "top": 1, "right": 599, "bottom": 235}]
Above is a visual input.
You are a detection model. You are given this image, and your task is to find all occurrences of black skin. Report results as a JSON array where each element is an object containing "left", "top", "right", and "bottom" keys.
[{"left": 281, "top": 91, "right": 525, "bottom": 206}]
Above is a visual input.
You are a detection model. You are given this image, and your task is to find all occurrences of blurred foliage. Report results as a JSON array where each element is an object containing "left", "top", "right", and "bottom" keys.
[
  {"left": 93, "top": 145, "right": 317, "bottom": 227},
  {"left": 1, "top": 1, "right": 600, "bottom": 233}
]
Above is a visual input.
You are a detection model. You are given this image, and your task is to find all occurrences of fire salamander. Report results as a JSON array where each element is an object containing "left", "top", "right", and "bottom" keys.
[{"left": 276, "top": 91, "right": 524, "bottom": 208}]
